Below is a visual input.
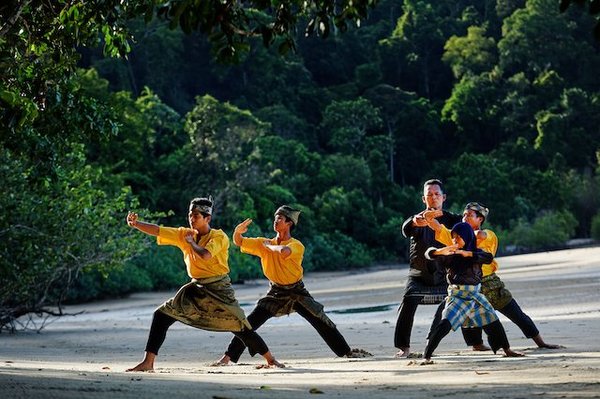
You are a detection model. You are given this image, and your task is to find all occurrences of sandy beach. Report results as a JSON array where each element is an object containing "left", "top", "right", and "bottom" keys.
[{"left": 1, "top": 246, "right": 599, "bottom": 398}]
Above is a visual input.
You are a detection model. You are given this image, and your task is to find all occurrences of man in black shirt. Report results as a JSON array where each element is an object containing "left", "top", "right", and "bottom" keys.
[{"left": 394, "top": 179, "right": 481, "bottom": 357}]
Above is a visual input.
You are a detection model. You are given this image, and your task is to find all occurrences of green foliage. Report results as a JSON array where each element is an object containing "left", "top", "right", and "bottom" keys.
[
  {"left": 228, "top": 247, "right": 264, "bottom": 283},
  {"left": 504, "top": 210, "right": 578, "bottom": 250},
  {"left": 534, "top": 88, "right": 600, "bottom": 169},
  {"left": 498, "top": 0, "right": 597, "bottom": 81},
  {"left": 304, "top": 232, "right": 373, "bottom": 271},
  {"left": 443, "top": 25, "right": 497, "bottom": 79},
  {"left": 128, "top": 246, "right": 188, "bottom": 291},
  {"left": 447, "top": 152, "right": 573, "bottom": 226},
  {"left": 155, "top": 0, "right": 381, "bottom": 62},
  {"left": 5, "top": 0, "right": 600, "bottom": 322},
  {"left": 320, "top": 97, "right": 383, "bottom": 153},
  {"left": 0, "top": 143, "right": 145, "bottom": 329},
  {"left": 0, "top": 0, "right": 151, "bottom": 130}
]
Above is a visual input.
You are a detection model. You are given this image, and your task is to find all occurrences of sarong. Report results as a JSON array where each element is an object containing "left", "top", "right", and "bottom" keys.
[
  {"left": 480, "top": 273, "right": 513, "bottom": 310},
  {"left": 256, "top": 280, "right": 336, "bottom": 328},
  {"left": 442, "top": 284, "right": 498, "bottom": 331},
  {"left": 158, "top": 274, "right": 251, "bottom": 332}
]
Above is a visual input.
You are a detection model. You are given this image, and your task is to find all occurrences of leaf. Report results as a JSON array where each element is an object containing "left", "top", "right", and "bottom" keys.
[
  {"left": 559, "top": 0, "right": 571, "bottom": 13},
  {"left": 309, "top": 388, "right": 324, "bottom": 394},
  {"left": 590, "top": 0, "right": 600, "bottom": 14}
]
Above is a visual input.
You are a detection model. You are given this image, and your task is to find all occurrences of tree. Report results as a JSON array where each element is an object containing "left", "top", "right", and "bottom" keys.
[
  {"left": 362, "top": 84, "right": 441, "bottom": 185},
  {"left": 0, "top": 141, "right": 143, "bottom": 331},
  {"left": 441, "top": 72, "right": 504, "bottom": 152},
  {"left": 443, "top": 25, "right": 497, "bottom": 79},
  {"left": 534, "top": 88, "right": 600, "bottom": 169},
  {"left": 1, "top": 0, "right": 151, "bottom": 131},
  {"left": 1, "top": 0, "right": 382, "bottom": 131},
  {"left": 498, "top": 0, "right": 598, "bottom": 83},
  {"left": 319, "top": 97, "right": 382, "bottom": 153},
  {"left": 154, "top": 0, "right": 382, "bottom": 62},
  {"left": 559, "top": 0, "right": 600, "bottom": 40},
  {"left": 378, "top": 0, "right": 485, "bottom": 99}
]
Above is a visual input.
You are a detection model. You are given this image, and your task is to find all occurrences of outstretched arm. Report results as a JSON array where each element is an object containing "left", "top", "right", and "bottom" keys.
[
  {"left": 425, "top": 244, "right": 459, "bottom": 259},
  {"left": 233, "top": 218, "right": 252, "bottom": 247},
  {"left": 454, "top": 249, "right": 493, "bottom": 264},
  {"left": 126, "top": 212, "right": 159, "bottom": 236}
]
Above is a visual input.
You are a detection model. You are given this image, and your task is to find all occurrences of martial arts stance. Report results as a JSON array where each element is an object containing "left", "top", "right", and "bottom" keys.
[
  {"left": 425, "top": 202, "right": 561, "bottom": 350},
  {"left": 395, "top": 179, "right": 481, "bottom": 357},
  {"left": 125, "top": 197, "right": 282, "bottom": 371},
  {"left": 214, "top": 205, "right": 366, "bottom": 365},
  {"left": 423, "top": 222, "right": 523, "bottom": 362}
]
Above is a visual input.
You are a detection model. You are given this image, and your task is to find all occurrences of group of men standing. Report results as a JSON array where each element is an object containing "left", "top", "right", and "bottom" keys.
[{"left": 124, "top": 178, "right": 558, "bottom": 372}]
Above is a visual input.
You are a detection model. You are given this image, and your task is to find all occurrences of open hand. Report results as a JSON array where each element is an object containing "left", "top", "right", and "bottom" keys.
[
  {"left": 436, "top": 244, "right": 459, "bottom": 256},
  {"left": 234, "top": 218, "right": 253, "bottom": 235},
  {"left": 126, "top": 212, "right": 138, "bottom": 227}
]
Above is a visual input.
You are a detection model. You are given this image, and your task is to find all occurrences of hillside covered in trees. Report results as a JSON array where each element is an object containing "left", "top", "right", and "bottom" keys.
[{"left": 2, "top": 0, "right": 600, "bottom": 329}]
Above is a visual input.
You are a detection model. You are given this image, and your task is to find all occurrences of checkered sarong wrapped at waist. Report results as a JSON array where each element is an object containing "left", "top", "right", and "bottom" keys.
[{"left": 442, "top": 283, "right": 498, "bottom": 331}]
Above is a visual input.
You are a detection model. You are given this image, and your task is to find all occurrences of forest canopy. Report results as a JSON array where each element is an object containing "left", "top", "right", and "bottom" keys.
[{"left": 1, "top": 0, "right": 600, "bottom": 330}]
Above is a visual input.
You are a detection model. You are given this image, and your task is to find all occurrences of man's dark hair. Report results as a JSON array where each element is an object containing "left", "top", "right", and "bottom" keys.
[
  {"left": 424, "top": 178, "right": 445, "bottom": 193},
  {"left": 190, "top": 197, "right": 213, "bottom": 218}
]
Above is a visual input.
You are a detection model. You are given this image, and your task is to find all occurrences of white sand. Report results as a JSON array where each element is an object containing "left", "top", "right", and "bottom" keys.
[{"left": 1, "top": 247, "right": 599, "bottom": 398}]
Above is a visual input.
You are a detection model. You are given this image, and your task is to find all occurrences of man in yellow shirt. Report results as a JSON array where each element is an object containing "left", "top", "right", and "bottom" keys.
[
  {"left": 125, "top": 197, "right": 283, "bottom": 371},
  {"left": 213, "top": 205, "right": 366, "bottom": 365},
  {"left": 424, "top": 202, "right": 561, "bottom": 350}
]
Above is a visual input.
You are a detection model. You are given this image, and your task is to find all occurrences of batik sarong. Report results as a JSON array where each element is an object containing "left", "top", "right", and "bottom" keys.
[
  {"left": 480, "top": 273, "right": 513, "bottom": 310},
  {"left": 256, "top": 280, "right": 335, "bottom": 328},
  {"left": 158, "top": 274, "right": 251, "bottom": 332}
]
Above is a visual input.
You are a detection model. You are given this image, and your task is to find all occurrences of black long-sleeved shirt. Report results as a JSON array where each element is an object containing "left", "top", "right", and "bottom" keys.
[
  {"left": 401, "top": 210, "right": 461, "bottom": 286},
  {"left": 425, "top": 248, "right": 493, "bottom": 285}
]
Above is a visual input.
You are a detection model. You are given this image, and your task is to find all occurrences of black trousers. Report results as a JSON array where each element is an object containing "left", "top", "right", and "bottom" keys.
[
  {"left": 394, "top": 280, "right": 480, "bottom": 348},
  {"left": 145, "top": 310, "right": 268, "bottom": 356},
  {"left": 425, "top": 319, "right": 509, "bottom": 359},
  {"left": 225, "top": 304, "right": 351, "bottom": 362}
]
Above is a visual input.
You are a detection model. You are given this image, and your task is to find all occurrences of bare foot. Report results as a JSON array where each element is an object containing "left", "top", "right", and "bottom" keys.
[
  {"left": 345, "top": 348, "right": 373, "bottom": 358},
  {"left": 532, "top": 334, "right": 565, "bottom": 349},
  {"left": 255, "top": 359, "right": 286, "bottom": 369},
  {"left": 472, "top": 343, "right": 491, "bottom": 351},
  {"left": 260, "top": 351, "right": 285, "bottom": 368},
  {"left": 538, "top": 343, "right": 564, "bottom": 349},
  {"left": 394, "top": 347, "right": 410, "bottom": 358},
  {"left": 210, "top": 354, "right": 231, "bottom": 367},
  {"left": 126, "top": 352, "right": 156, "bottom": 372},
  {"left": 503, "top": 348, "right": 525, "bottom": 357},
  {"left": 126, "top": 361, "right": 154, "bottom": 372}
]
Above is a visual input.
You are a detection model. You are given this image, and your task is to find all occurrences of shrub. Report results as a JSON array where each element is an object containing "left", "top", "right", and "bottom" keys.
[
  {"left": 304, "top": 232, "right": 373, "bottom": 271},
  {"left": 504, "top": 210, "right": 578, "bottom": 250}
]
